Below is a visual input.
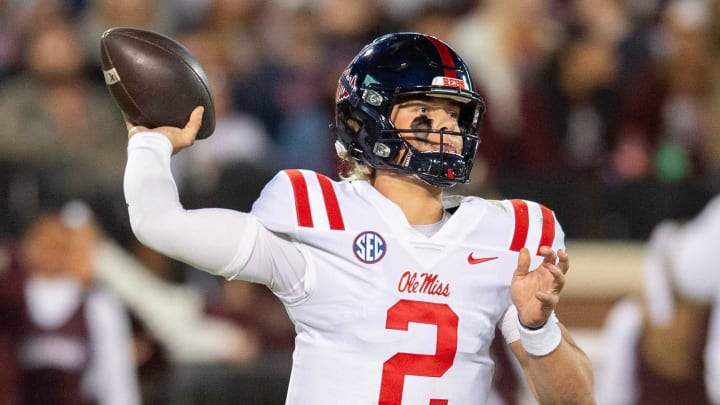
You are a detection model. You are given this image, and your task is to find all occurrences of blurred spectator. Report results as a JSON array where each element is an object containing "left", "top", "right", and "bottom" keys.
[
  {"left": 611, "top": 0, "right": 712, "bottom": 185},
  {"left": 667, "top": 193, "right": 720, "bottom": 304},
  {"left": 597, "top": 197, "right": 720, "bottom": 403},
  {"left": 93, "top": 213, "right": 293, "bottom": 404},
  {"left": 702, "top": 0, "right": 720, "bottom": 192},
  {"left": 401, "top": 3, "right": 467, "bottom": 41},
  {"left": 570, "top": 0, "right": 651, "bottom": 84},
  {"left": 230, "top": 0, "right": 391, "bottom": 176},
  {"left": 59, "top": 196, "right": 289, "bottom": 404},
  {"left": 77, "top": 0, "right": 180, "bottom": 69},
  {"left": 599, "top": 0, "right": 714, "bottom": 238},
  {"left": 450, "top": 0, "right": 563, "bottom": 140},
  {"left": 170, "top": 30, "right": 276, "bottom": 207},
  {"left": 514, "top": 32, "right": 622, "bottom": 237},
  {"left": 92, "top": 230, "right": 261, "bottom": 367},
  {"left": 0, "top": 203, "right": 141, "bottom": 405},
  {"left": 213, "top": 0, "right": 286, "bottom": 142},
  {"left": 315, "top": 0, "right": 392, "bottom": 112},
  {"left": 0, "top": 19, "right": 128, "bottom": 238},
  {"left": 381, "top": 0, "right": 466, "bottom": 24},
  {"left": 448, "top": 0, "right": 566, "bottom": 222},
  {"left": 0, "top": 237, "right": 22, "bottom": 404},
  {"left": 547, "top": 34, "right": 620, "bottom": 175},
  {"left": 271, "top": 5, "right": 335, "bottom": 174},
  {"left": 0, "top": 0, "right": 23, "bottom": 82}
]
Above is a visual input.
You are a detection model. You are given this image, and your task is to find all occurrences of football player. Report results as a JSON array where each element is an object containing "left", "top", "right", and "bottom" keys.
[{"left": 123, "top": 33, "right": 594, "bottom": 404}]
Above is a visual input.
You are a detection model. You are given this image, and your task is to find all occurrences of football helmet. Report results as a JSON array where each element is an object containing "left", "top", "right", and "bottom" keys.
[{"left": 333, "top": 32, "right": 485, "bottom": 187}]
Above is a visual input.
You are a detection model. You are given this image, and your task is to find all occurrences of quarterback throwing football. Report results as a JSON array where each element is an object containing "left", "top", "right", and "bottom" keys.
[{"left": 123, "top": 33, "right": 594, "bottom": 404}]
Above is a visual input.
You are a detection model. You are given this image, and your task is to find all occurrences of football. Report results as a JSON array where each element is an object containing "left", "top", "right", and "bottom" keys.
[{"left": 100, "top": 27, "right": 215, "bottom": 139}]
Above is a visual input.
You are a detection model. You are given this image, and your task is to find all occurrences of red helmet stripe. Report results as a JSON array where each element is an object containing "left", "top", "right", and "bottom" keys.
[
  {"left": 316, "top": 174, "right": 345, "bottom": 230},
  {"left": 286, "top": 169, "right": 313, "bottom": 228},
  {"left": 509, "top": 199, "right": 529, "bottom": 252},
  {"left": 427, "top": 36, "right": 457, "bottom": 78},
  {"left": 536, "top": 204, "right": 555, "bottom": 255}
]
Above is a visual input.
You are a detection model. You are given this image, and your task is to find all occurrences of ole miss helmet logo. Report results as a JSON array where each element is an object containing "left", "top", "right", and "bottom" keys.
[
  {"left": 336, "top": 69, "right": 357, "bottom": 102},
  {"left": 353, "top": 231, "right": 386, "bottom": 264}
]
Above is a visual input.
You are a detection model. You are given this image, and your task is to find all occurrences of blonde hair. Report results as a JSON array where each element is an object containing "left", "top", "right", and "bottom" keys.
[{"left": 337, "top": 150, "right": 376, "bottom": 183}]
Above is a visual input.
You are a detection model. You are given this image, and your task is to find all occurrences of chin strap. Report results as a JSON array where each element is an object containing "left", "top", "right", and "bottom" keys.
[{"left": 407, "top": 150, "right": 469, "bottom": 187}]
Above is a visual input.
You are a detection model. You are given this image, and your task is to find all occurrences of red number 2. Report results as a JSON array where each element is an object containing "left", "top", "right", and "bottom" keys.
[{"left": 378, "top": 299, "right": 459, "bottom": 405}]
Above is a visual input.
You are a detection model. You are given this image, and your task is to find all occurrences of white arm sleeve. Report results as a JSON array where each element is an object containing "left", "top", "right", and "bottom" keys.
[{"left": 123, "top": 132, "right": 306, "bottom": 298}]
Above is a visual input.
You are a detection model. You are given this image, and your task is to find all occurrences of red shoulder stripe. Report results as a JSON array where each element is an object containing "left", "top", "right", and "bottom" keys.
[
  {"left": 536, "top": 204, "right": 555, "bottom": 255},
  {"left": 427, "top": 36, "right": 456, "bottom": 78},
  {"left": 509, "top": 199, "right": 529, "bottom": 252},
  {"left": 316, "top": 174, "right": 345, "bottom": 230},
  {"left": 285, "top": 170, "right": 313, "bottom": 228}
]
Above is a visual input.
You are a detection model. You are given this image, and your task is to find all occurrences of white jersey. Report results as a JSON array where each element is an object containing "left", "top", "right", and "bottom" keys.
[{"left": 250, "top": 169, "right": 565, "bottom": 405}]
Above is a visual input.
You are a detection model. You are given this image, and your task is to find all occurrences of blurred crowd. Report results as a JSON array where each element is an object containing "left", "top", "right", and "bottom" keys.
[{"left": 1, "top": 0, "right": 720, "bottom": 404}]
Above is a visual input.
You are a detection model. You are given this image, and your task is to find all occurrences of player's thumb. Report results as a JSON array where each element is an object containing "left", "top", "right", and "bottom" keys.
[{"left": 184, "top": 106, "right": 204, "bottom": 136}]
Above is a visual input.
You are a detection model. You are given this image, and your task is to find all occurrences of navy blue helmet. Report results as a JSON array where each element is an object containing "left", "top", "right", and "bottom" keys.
[{"left": 334, "top": 32, "right": 486, "bottom": 187}]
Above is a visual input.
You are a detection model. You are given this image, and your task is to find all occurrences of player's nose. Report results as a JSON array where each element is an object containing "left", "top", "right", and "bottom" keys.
[{"left": 430, "top": 110, "right": 459, "bottom": 133}]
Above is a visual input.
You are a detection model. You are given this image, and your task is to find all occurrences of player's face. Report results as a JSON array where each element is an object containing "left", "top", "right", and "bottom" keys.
[{"left": 390, "top": 98, "right": 463, "bottom": 155}]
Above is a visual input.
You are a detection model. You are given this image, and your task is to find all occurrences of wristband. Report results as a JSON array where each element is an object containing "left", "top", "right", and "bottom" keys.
[
  {"left": 519, "top": 318, "right": 546, "bottom": 330},
  {"left": 517, "top": 314, "right": 562, "bottom": 356}
]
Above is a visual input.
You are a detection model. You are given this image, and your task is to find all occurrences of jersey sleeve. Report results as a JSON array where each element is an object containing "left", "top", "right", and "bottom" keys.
[
  {"left": 249, "top": 169, "right": 354, "bottom": 305},
  {"left": 498, "top": 199, "right": 567, "bottom": 344},
  {"left": 250, "top": 170, "right": 304, "bottom": 237},
  {"left": 124, "top": 132, "right": 306, "bottom": 293},
  {"left": 125, "top": 132, "right": 260, "bottom": 277},
  {"left": 502, "top": 199, "right": 566, "bottom": 256},
  {"left": 251, "top": 168, "right": 345, "bottom": 236}
]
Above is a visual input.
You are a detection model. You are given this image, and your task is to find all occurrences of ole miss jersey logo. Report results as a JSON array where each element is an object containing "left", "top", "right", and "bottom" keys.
[{"left": 353, "top": 231, "right": 387, "bottom": 264}]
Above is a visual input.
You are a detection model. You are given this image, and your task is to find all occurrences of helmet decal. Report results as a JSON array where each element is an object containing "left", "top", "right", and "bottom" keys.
[
  {"left": 336, "top": 68, "right": 357, "bottom": 103},
  {"left": 426, "top": 35, "right": 458, "bottom": 78},
  {"left": 431, "top": 76, "right": 468, "bottom": 90}
]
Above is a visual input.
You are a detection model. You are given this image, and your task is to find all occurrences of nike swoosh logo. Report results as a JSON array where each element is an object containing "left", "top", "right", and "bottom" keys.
[{"left": 467, "top": 253, "right": 499, "bottom": 265}]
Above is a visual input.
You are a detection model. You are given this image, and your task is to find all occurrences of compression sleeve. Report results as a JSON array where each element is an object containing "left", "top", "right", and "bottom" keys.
[{"left": 123, "top": 132, "right": 306, "bottom": 295}]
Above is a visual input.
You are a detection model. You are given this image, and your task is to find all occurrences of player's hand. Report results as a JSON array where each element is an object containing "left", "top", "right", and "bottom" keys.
[
  {"left": 510, "top": 246, "right": 569, "bottom": 328},
  {"left": 126, "top": 106, "right": 204, "bottom": 155}
]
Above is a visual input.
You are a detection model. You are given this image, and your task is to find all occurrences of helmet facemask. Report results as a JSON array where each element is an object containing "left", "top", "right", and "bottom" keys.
[{"left": 380, "top": 93, "right": 481, "bottom": 187}]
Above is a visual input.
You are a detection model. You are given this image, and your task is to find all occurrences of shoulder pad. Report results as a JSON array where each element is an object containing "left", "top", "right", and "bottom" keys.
[
  {"left": 502, "top": 199, "right": 565, "bottom": 256},
  {"left": 251, "top": 169, "right": 346, "bottom": 236}
]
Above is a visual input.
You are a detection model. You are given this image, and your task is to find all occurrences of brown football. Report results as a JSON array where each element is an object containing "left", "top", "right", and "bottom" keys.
[{"left": 100, "top": 27, "right": 215, "bottom": 139}]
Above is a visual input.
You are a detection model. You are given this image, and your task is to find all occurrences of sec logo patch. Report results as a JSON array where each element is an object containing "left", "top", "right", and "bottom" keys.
[{"left": 353, "top": 231, "right": 386, "bottom": 264}]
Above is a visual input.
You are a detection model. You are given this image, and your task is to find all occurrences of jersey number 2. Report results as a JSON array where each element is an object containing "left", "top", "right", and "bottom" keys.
[{"left": 378, "top": 299, "right": 459, "bottom": 405}]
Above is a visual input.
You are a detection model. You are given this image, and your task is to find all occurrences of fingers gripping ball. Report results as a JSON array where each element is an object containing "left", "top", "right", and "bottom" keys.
[{"left": 100, "top": 27, "right": 215, "bottom": 139}]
